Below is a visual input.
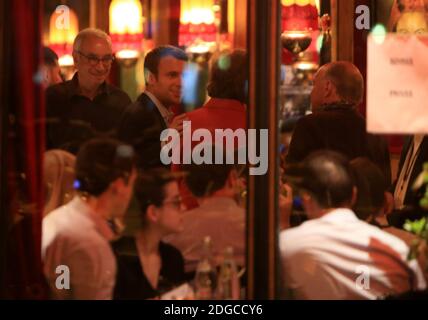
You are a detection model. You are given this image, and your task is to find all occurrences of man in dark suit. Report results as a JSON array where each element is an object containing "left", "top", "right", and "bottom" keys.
[
  {"left": 386, "top": 135, "right": 428, "bottom": 227},
  {"left": 286, "top": 61, "right": 391, "bottom": 182},
  {"left": 118, "top": 46, "right": 189, "bottom": 169}
]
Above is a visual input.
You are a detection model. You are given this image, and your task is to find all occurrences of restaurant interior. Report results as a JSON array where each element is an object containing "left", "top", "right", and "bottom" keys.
[{"left": 1, "top": 0, "right": 428, "bottom": 300}]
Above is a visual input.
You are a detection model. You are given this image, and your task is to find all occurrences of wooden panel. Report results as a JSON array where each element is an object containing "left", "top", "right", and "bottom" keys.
[
  {"left": 234, "top": 0, "right": 247, "bottom": 49},
  {"left": 332, "top": 0, "right": 355, "bottom": 62},
  {"left": 143, "top": 0, "right": 153, "bottom": 39},
  {"left": 89, "top": 0, "right": 110, "bottom": 32},
  {"left": 151, "top": 0, "right": 179, "bottom": 46},
  {"left": 169, "top": 0, "right": 180, "bottom": 46},
  {"left": 354, "top": 0, "right": 372, "bottom": 116},
  {"left": 247, "top": 0, "right": 280, "bottom": 300}
]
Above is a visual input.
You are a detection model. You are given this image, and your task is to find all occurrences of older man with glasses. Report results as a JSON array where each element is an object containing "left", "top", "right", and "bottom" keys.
[{"left": 46, "top": 28, "right": 131, "bottom": 154}]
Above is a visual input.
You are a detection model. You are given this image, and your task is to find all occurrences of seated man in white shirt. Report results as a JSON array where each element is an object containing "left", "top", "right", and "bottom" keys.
[
  {"left": 42, "top": 138, "right": 137, "bottom": 299},
  {"left": 164, "top": 155, "right": 245, "bottom": 272},
  {"left": 280, "top": 150, "right": 426, "bottom": 300}
]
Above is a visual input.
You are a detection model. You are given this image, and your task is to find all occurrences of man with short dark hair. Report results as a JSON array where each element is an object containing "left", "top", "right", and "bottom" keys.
[
  {"left": 42, "top": 47, "right": 63, "bottom": 88},
  {"left": 42, "top": 138, "right": 136, "bottom": 299},
  {"left": 165, "top": 156, "right": 245, "bottom": 272},
  {"left": 46, "top": 28, "right": 131, "bottom": 154},
  {"left": 286, "top": 61, "right": 391, "bottom": 183},
  {"left": 280, "top": 151, "right": 426, "bottom": 299},
  {"left": 118, "top": 45, "right": 189, "bottom": 169}
]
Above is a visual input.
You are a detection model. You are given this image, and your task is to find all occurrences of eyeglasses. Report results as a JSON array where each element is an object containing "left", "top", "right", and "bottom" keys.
[{"left": 76, "top": 51, "right": 115, "bottom": 66}]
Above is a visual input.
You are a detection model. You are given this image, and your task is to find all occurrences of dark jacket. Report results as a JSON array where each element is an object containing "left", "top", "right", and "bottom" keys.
[
  {"left": 46, "top": 73, "right": 131, "bottom": 154},
  {"left": 387, "top": 136, "right": 428, "bottom": 228},
  {"left": 117, "top": 93, "right": 167, "bottom": 169},
  {"left": 112, "top": 236, "right": 185, "bottom": 300},
  {"left": 286, "top": 103, "right": 391, "bottom": 181},
  {"left": 395, "top": 135, "right": 428, "bottom": 206}
]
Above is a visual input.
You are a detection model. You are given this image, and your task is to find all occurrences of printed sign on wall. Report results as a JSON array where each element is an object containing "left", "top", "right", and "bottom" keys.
[{"left": 367, "top": 34, "right": 428, "bottom": 134}]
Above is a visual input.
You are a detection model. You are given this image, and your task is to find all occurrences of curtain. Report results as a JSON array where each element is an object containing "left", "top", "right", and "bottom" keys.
[{"left": 1, "top": 0, "right": 47, "bottom": 299}]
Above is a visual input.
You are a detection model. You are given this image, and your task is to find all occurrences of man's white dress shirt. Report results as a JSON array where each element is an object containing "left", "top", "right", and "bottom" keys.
[
  {"left": 280, "top": 208, "right": 426, "bottom": 300},
  {"left": 144, "top": 91, "right": 174, "bottom": 127},
  {"left": 42, "top": 197, "right": 116, "bottom": 300}
]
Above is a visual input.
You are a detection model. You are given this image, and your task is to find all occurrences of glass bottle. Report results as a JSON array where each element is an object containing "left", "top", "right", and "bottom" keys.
[
  {"left": 194, "top": 236, "right": 217, "bottom": 299},
  {"left": 216, "top": 246, "right": 240, "bottom": 300}
]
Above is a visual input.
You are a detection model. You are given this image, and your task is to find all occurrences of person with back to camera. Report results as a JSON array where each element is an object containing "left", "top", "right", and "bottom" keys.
[{"left": 280, "top": 151, "right": 426, "bottom": 299}]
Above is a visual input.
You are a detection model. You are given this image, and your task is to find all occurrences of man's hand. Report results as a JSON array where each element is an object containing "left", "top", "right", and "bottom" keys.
[{"left": 169, "top": 114, "right": 189, "bottom": 136}]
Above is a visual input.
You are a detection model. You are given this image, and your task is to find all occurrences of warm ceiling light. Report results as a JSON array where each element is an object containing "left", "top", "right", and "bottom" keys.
[
  {"left": 58, "top": 54, "right": 74, "bottom": 67},
  {"left": 281, "top": 0, "right": 319, "bottom": 55},
  {"left": 109, "top": 0, "right": 143, "bottom": 67},
  {"left": 282, "top": 0, "right": 317, "bottom": 6},
  {"left": 179, "top": 0, "right": 217, "bottom": 48},
  {"left": 294, "top": 60, "right": 319, "bottom": 71}
]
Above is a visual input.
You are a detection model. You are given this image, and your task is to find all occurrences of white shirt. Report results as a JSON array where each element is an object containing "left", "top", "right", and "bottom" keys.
[
  {"left": 42, "top": 197, "right": 116, "bottom": 300},
  {"left": 164, "top": 197, "right": 246, "bottom": 272},
  {"left": 145, "top": 90, "right": 174, "bottom": 126},
  {"left": 280, "top": 208, "right": 426, "bottom": 300},
  {"left": 394, "top": 134, "right": 424, "bottom": 209}
]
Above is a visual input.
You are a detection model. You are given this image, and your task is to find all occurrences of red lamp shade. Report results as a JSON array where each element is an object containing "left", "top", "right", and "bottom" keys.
[
  {"left": 109, "top": 0, "right": 144, "bottom": 60},
  {"left": 179, "top": 0, "right": 217, "bottom": 48},
  {"left": 281, "top": 0, "right": 320, "bottom": 64},
  {"left": 281, "top": 0, "right": 319, "bottom": 32}
]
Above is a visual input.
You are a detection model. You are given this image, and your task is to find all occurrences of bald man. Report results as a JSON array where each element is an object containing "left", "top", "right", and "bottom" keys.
[{"left": 286, "top": 61, "right": 391, "bottom": 182}]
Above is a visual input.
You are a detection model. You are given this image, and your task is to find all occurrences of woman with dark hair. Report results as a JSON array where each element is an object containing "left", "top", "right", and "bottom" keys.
[
  {"left": 112, "top": 169, "right": 186, "bottom": 299},
  {"left": 185, "top": 49, "right": 247, "bottom": 139},
  {"left": 350, "top": 157, "right": 389, "bottom": 222},
  {"left": 206, "top": 49, "right": 248, "bottom": 104},
  {"left": 350, "top": 157, "right": 427, "bottom": 281}
]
